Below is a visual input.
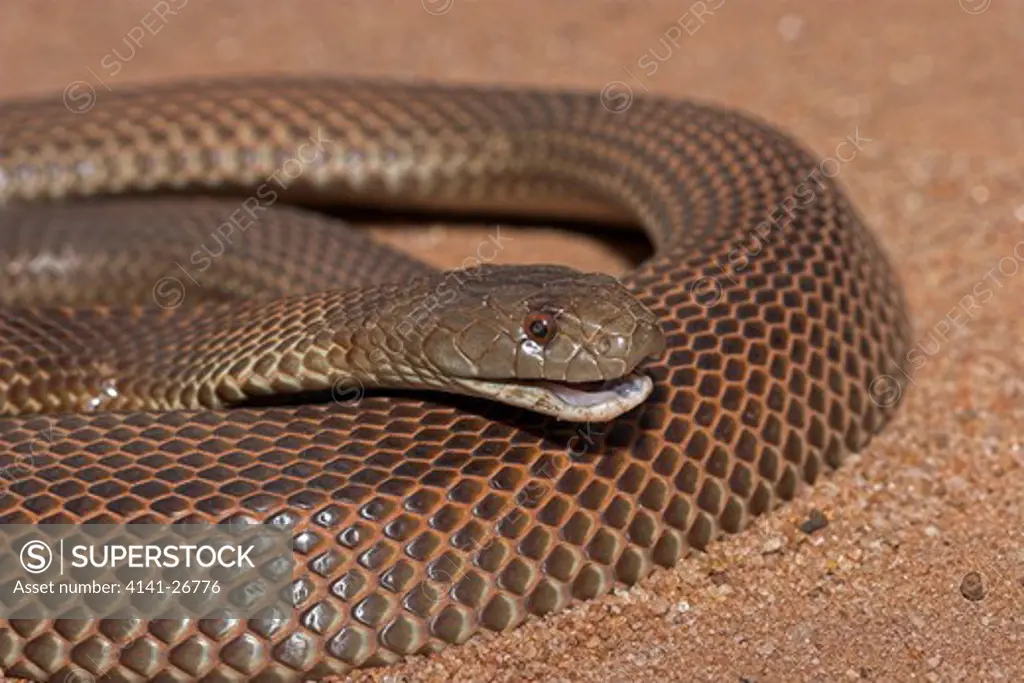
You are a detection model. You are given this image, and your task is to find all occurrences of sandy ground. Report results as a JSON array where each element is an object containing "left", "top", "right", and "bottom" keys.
[{"left": 1, "top": 1, "right": 1023, "bottom": 681}]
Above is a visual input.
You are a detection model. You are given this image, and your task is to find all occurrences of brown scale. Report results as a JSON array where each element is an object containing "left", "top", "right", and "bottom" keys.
[{"left": 0, "top": 78, "right": 911, "bottom": 681}]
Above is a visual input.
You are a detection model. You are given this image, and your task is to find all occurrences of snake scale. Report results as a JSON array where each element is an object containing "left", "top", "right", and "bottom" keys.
[{"left": 0, "top": 78, "right": 911, "bottom": 681}]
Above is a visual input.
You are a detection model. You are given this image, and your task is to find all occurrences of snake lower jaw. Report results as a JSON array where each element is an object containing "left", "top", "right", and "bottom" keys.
[{"left": 453, "top": 372, "right": 654, "bottom": 423}]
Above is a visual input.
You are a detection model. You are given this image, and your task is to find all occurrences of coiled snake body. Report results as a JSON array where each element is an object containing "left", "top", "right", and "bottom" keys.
[{"left": 0, "top": 78, "right": 910, "bottom": 681}]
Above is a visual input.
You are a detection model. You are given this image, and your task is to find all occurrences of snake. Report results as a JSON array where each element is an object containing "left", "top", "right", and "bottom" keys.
[{"left": 0, "top": 77, "right": 911, "bottom": 681}]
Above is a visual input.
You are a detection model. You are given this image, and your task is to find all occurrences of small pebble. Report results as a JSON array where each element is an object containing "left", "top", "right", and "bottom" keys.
[
  {"left": 960, "top": 571, "right": 986, "bottom": 601},
  {"left": 970, "top": 186, "right": 990, "bottom": 204},
  {"left": 710, "top": 583, "right": 734, "bottom": 599},
  {"left": 776, "top": 15, "right": 804, "bottom": 42},
  {"left": 762, "top": 537, "right": 785, "bottom": 554},
  {"left": 709, "top": 570, "right": 730, "bottom": 586},
  {"left": 799, "top": 508, "right": 830, "bottom": 534}
]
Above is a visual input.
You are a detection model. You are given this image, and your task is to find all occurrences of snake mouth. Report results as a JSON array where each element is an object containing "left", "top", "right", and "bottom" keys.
[{"left": 455, "top": 372, "right": 653, "bottom": 423}]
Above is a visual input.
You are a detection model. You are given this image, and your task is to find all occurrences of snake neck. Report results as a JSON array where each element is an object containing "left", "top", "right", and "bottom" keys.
[
  {"left": 164, "top": 280, "right": 457, "bottom": 411},
  {"left": 0, "top": 280, "right": 451, "bottom": 416}
]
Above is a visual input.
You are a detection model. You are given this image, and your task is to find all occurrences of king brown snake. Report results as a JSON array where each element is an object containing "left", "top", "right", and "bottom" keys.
[{"left": 0, "top": 77, "right": 911, "bottom": 681}]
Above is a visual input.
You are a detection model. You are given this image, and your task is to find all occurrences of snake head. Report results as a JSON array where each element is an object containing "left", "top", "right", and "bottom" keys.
[{"left": 418, "top": 264, "right": 665, "bottom": 422}]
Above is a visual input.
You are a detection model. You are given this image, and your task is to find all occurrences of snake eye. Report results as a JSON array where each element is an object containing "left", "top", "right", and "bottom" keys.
[{"left": 523, "top": 312, "right": 558, "bottom": 345}]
